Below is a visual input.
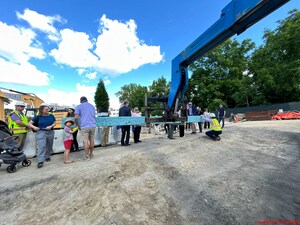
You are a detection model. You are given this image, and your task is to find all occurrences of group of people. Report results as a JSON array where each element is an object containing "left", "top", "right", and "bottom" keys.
[
  {"left": 118, "top": 100, "right": 142, "bottom": 146},
  {"left": 184, "top": 102, "right": 226, "bottom": 141},
  {"left": 8, "top": 96, "right": 97, "bottom": 168},
  {"left": 7, "top": 98, "right": 226, "bottom": 168}
]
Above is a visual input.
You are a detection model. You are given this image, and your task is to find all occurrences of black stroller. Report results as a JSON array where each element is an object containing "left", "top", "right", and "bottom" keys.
[{"left": 0, "top": 120, "right": 31, "bottom": 173}]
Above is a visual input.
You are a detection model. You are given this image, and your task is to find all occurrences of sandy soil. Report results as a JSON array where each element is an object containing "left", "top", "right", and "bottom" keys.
[{"left": 0, "top": 120, "right": 299, "bottom": 225}]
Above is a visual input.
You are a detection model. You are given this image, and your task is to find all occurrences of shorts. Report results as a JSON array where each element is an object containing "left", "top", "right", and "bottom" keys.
[
  {"left": 64, "top": 140, "right": 73, "bottom": 149},
  {"left": 80, "top": 128, "right": 96, "bottom": 142}
]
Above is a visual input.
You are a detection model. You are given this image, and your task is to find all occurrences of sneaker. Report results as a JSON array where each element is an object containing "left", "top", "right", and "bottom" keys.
[
  {"left": 82, "top": 155, "right": 90, "bottom": 161},
  {"left": 216, "top": 137, "right": 221, "bottom": 141},
  {"left": 191, "top": 132, "right": 196, "bottom": 134},
  {"left": 37, "top": 162, "right": 43, "bottom": 168},
  {"left": 45, "top": 158, "right": 51, "bottom": 162}
]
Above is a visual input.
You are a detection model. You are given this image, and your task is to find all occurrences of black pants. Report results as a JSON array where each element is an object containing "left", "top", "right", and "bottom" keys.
[
  {"left": 204, "top": 122, "right": 210, "bottom": 129},
  {"left": 205, "top": 130, "right": 222, "bottom": 140},
  {"left": 121, "top": 125, "right": 130, "bottom": 145},
  {"left": 134, "top": 126, "right": 141, "bottom": 143},
  {"left": 70, "top": 130, "right": 79, "bottom": 151}
]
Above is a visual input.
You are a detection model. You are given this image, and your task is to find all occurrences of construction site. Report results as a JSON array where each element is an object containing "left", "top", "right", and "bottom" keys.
[
  {"left": 1, "top": 0, "right": 299, "bottom": 224},
  {"left": 0, "top": 119, "right": 299, "bottom": 225}
]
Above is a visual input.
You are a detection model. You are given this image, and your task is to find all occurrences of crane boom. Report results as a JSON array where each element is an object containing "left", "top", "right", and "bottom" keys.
[{"left": 167, "top": 0, "right": 290, "bottom": 108}]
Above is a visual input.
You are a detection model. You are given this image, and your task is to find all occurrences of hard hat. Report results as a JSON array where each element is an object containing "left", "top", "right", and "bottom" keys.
[
  {"left": 15, "top": 101, "right": 25, "bottom": 107},
  {"left": 188, "top": 102, "right": 192, "bottom": 105},
  {"left": 68, "top": 106, "right": 75, "bottom": 111},
  {"left": 209, "top": 113, "right": 216, "bottom": 117},
  {"left": 40, "top": 103, "right": 50, "bottom": 107}
]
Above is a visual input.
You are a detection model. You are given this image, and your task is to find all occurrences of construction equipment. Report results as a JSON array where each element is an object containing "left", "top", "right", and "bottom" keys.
[
  {"left": 0, "top": 87, "right": 44, "bottom": 122},
  {"left": 145, "top": 0, "right": 290, "bottom": 137},
  {"left": 167, "top": 0, "right": 290, "bottom": 111},
  {"left": 0, "top": 87, "right": 67, "bottom": 128}
]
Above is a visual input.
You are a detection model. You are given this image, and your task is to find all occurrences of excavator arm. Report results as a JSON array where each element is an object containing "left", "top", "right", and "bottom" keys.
[
  {"left": 167, "top": 0, "right": 290, "bottom": 109},
  {"left": 0, "top": 88, "right": 44, "bottom": 121}
]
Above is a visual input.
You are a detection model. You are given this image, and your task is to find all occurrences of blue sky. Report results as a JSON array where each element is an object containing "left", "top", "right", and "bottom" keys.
[{"left": 0, "top": 0, "right": 298, "bottom": 109}]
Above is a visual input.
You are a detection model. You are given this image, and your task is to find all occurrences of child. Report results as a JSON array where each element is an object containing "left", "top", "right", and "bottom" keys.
[
  {"left": 202, "top": 113, "right": 222, "bottom": 141},
  {"left": 63, "top": 119, "right": 77, "bottom": 164}
]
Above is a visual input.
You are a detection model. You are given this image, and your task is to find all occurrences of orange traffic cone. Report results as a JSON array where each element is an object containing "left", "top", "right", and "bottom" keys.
[{"left": 234, "top": 116, "right": 238, "bottom": 123}]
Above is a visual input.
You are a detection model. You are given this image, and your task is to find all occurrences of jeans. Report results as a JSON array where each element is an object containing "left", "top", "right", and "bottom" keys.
[{"left": 36, "top": 130, "right": 54, "bottom": 163}]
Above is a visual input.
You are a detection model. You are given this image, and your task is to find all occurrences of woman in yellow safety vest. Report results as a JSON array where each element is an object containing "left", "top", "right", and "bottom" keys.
[
  {"left": 202, "top": 113, "right": 222, "bottom": 141},
  {"left": 8, "top": 101, "right": 30, "bottom": 149}
]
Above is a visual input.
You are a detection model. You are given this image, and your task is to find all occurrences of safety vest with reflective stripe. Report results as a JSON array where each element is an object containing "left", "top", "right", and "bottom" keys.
[
  {"left": 8, "top": 110, "right": 28, "bottom": 134},
  {"left": 211, "top": 118, "right": 222, "bottom": 131}
]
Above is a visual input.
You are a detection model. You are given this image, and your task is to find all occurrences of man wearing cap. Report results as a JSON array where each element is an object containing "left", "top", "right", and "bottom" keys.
[
  {"left": 186, "top": 102, "right": 197, "bottom": 134},
  {"left": 8, "top": 101, "right": 30, "bottom": 150},
  {"left": 74, "top": 97, "right": 96, "bottom": 160}
]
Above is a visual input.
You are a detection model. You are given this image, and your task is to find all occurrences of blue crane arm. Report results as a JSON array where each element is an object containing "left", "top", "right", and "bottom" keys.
[{"left": 167, "top": 0, "right": 290, "bottom": 108}]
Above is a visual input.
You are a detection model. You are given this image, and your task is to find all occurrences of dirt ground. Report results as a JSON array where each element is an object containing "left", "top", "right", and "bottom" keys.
[{"left": 0, "top": 120, "right": 299, "bottom": 225}]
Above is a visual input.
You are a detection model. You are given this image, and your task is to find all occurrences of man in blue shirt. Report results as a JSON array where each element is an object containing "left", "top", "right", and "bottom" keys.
[
  {"left": 75, "top": 96, "right": 96, "bottom": 160},
  {"left": 218, "top": 104, "right": 226, "bottom": 129}
]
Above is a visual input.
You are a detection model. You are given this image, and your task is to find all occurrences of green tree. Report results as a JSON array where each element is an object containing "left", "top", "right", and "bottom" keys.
[
  {"left": 148, "top": 76, "right": 170, "bottom": 116},
  {"left": 94, "top": 79, "right": 109, "bottom": 112},
  {"left": 115, "top": 83, "right": 148, "bottom": 111},
  {"left": 148, "top": 76, "right": 170, "bottom": 97},
  {"left": 188, "top": 39, "right": 255, "bottom": 109},
  {"left": 250, "top": 9, "right": 300, "bottom": 103}
]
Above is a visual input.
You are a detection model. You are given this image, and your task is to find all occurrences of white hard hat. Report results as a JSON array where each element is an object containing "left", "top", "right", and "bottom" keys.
[
  {"left": 68, "top": 106, "right": 75, "bottom": 110},
  {"left": 209, "top": 113, "right": 216, "bottom": 117},
  {"left": 40, "top": 103, "right": 50, "bottom": 107},
  {"left": 15, "top": 101, "right": 25, "bottom": 107}
]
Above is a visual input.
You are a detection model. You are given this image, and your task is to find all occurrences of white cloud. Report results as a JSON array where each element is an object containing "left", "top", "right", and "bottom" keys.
[
  {"left": 0, "top": 22, "right": 50, "bottom": 86},
  {"left": 0, "top": 21, "right": 45, "bottom": 63},
  {"left": 50, "top": 29, "right": 99, "bottom": 68},
  {"left": 38, "top": 83, "right": 97, "bottom": 107},
  {"left": 35, "top": 83, "right": 120, "bottom": 110},
  {"left": 77, "top": 68, "right": 86, "bottom": 75},
  {"left": 16, "top": 9, "right": 65, "bottom": 42},
  {"left": 50, "top": 15, "right": 163, "bottom": 76},
  {"left": 86, "top": 71, "right": 97, "bottom": 80},
  {"left": 109, "top": 95, "right": 120, "bottom": 110},
  {"left": 104, "top": 79, "right": 111, "bottom": 85},
  {"left": 94, "top": 15, "right": 163, "bottom": 75},
  {"left": 0, "top": 58, "right": 50, "bottom": 86}
]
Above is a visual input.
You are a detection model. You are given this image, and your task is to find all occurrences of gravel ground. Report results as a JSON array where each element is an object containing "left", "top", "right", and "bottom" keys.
[{"left": 0, "top": 120, "right": 299, "bottom": 225}]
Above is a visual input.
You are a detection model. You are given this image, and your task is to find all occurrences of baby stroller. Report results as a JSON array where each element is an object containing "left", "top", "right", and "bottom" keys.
[{"left": 0, "top": 120, "right": 31, "bottom": 173}]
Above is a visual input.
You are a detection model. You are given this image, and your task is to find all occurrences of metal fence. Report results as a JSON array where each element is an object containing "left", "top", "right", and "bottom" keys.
[{"left": 225, "top": 101, "right": 300, "bottom": 117}]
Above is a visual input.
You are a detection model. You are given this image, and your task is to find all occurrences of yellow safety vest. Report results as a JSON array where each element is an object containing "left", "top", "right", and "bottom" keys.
[
  {"left": 8, "top": 110, "right": 28, "bottom": 134},
  {"left": 211, "top": 118, "right": 222, "bottom": 131}
]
